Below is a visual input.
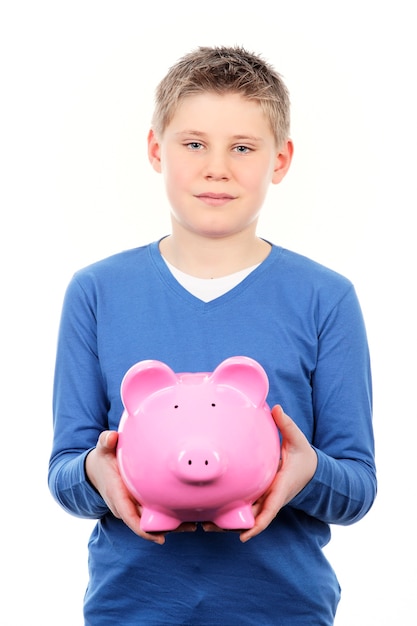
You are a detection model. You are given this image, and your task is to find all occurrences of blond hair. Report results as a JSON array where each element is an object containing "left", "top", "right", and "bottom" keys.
[{"left": 151, "top": 46, "right": 291, "bottom": 147}]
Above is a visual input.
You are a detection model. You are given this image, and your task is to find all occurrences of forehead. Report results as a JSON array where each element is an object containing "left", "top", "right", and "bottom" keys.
[{"left": 165, "top": 92, "right": 273, "bottom": 138}]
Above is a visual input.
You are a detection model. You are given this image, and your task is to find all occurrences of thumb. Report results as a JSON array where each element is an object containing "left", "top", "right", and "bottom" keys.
[
  {"left": 271, "top": 404, "right": 289, "bottom": 430},
  {"left": 271, "top": 405, "right": 300, "bottom": 444},
  {"left": 98, "top": 430, "right": 119, "bottom": 452}
]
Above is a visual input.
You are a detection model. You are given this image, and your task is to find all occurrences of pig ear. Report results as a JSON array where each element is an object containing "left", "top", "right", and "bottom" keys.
[
  {"left": 210, "top": 356, "right": 269, "bottom": 407},
  {"left": 121, "top": 360, "right": 177, "bottom": 415}
]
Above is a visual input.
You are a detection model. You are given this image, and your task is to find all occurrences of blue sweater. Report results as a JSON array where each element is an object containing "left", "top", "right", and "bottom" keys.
[{"left": 49, "top": 241, "right": 376, "bottom": 625}]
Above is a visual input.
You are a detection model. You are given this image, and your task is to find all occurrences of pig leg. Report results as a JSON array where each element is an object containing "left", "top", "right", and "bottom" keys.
[
  {"left": 140, "top": 507, "right": 182, "bottom": 532},
  {"left": 212, "top": 505, "right": 255, "bottom": 530}
]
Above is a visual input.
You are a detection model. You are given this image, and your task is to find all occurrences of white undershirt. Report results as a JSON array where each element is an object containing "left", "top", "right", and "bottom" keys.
[{"left": 163, "top": 259, "right": 260, "bottom": 302}]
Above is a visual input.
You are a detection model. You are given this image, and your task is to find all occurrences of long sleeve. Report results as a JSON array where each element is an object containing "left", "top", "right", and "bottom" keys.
[
  {"left": 48, "top": 275, "right": 111, "bottom": 518},
  {"left": 291, "top": 451, "right": 376, "bottom": 524},
  {"left": 289, "top": 281, "right": 376, "bottom": 524}
]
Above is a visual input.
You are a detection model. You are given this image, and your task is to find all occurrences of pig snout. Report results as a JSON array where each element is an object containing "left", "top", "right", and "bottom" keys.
[{"left": 173, "top": 443, "right": 226, "bottom": 484}]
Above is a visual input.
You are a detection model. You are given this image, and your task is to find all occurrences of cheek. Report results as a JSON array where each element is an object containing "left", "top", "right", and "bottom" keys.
[
  {"left": 241, "top": 167, "right": 271, "bottom": 195},
  {"left": 240, "top": 155, "right": 274, "bottom": 185},
  {"left": 163, "top": 157, "right": 191, "bottom": 190}
]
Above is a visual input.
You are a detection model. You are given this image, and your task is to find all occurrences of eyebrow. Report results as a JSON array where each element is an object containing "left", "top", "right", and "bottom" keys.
[{"left": 174, "top": 130, "right": 264, "bottom": 143}]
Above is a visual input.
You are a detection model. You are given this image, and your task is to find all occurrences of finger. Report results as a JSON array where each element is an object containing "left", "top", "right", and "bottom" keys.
[
  {"left": 271, "top": 404, "right": 293, "bottom": 432},
  {"left": 201, "top": 522, "right": 225, "bottom": 533},
  {"left": 271, "top": 405, "right": 303, "bottom": 446},
  {"left": 271, "top": 403, "right": 284, "bottom": 426},
  {"left": 119, "top": 501, "right": 166, "bottom": 544},
  {"left": 240, "top": 492, "right": 284, "bottom": 543},
  {"left": 140, "top": 530, "right": 166, "bottom": 545},
  {"left": 173, "top": 522, "right": 198, "bottom": 533},
  {"left": 102, "top": 430, "right": 119, "bottom": 451}
]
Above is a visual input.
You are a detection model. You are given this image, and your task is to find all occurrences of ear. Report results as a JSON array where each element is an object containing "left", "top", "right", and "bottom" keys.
[
  {"left": 147, "top": 128, "right": 162, "bottom": 173},
  {"left": 209, "top": 356, "right": 269, "bottom": 408},
  {"left": 121, "top": 360, "right": 177, "bottom": 415},
  {"left": 271, "top": 139, "right": 294, "bottom": 185}
]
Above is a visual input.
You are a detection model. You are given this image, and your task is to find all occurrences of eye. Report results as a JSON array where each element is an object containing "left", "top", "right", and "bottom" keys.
[
  {"left": 186, "top": 141, "right": 204, "bottom": 151},
  {"left": 233, "top": 145, "right": 251, "bottom": 154},
  {"left": 211, "top": 403, "right": 216, "bottom": 407},
  {"left": 174, "top": 405, "right": 179, "bottom": 409}
]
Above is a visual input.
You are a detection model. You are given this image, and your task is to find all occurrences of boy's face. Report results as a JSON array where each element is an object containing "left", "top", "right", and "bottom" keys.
[{"left": 148, "top": 92, "right": 292, "bottom": 240}]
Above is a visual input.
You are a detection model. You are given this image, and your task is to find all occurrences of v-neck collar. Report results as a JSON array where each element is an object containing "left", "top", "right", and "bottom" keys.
[{"left": 148, "top": 239, "right": 281, "bottom": 309}]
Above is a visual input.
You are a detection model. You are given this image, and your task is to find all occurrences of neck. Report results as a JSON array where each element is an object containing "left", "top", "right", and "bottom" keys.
[{"left": 159, "top": 229, "right": 271, "bottom": 279}]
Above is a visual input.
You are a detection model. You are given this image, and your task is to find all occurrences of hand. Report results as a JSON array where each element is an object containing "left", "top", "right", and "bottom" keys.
[
  {"left": 85, "top": 430, "right": 196, "bottom": 545},
  {"left": 239, "top": 405, "right": 318, "bottom": 542}
]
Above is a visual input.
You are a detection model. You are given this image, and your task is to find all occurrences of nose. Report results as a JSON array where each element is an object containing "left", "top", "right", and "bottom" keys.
[
  {"left": 203, "top": 150, "right": 230, "bottom": 181},
  {"left": 174, "top": 445, "right": 226, "bottom": 483}
]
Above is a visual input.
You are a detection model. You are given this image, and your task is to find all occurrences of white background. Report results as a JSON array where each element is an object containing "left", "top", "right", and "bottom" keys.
[{"left": 1, "top": 1, "right": 416, "bottom": 624}]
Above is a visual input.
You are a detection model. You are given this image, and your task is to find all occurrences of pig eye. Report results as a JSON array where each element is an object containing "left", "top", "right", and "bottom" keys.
[
  {"left": 174, "top": 405, "right": 179, "bottom": 409},
  {"left": 211, "top": 403, "right": 216, "bottom": 407}
]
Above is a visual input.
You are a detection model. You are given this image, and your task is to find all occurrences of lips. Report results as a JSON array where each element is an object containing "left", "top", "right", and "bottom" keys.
[{"left": 196, "top": 192, "right": 236, "bottom": 206}]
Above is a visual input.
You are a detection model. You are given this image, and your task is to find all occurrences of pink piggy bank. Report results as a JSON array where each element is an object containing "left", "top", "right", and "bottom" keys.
[{"left": 116, "top": 356, "right": 280, "bottom": 531}]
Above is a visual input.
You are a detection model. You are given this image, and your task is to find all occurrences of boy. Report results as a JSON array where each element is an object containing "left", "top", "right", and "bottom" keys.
[{"left": 49, "top": 46, "right": 376, "bottom": 625}]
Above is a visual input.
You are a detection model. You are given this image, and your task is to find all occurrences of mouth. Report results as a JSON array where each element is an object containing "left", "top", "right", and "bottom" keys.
[{"left": 196, "top": 193, "right": 236, "bottom": 207}]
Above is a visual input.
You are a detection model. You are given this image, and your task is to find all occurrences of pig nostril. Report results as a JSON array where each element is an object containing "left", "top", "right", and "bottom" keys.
[{"left": 187, "top": 459, "right": 209, "bottom": 466}]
